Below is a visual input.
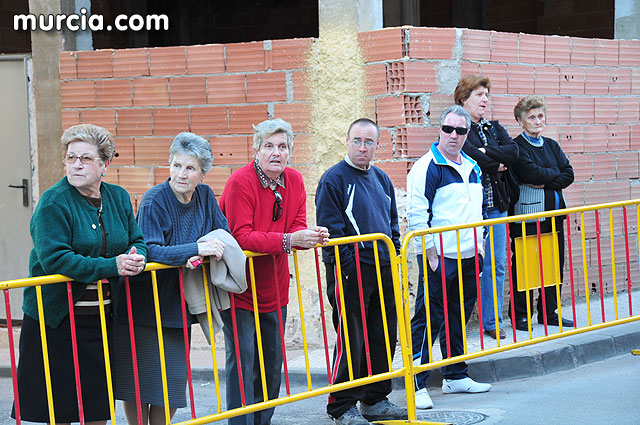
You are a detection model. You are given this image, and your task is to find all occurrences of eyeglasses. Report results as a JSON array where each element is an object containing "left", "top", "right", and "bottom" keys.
[
  {"left": 272, "top": 189, "right": 283, "bottom": 221},
  {"left": 441, "top": 125, "right": 469, "bottom": 135},
  {"left": 350, "top": 138, "right": 376, "bottom": 147},
  {"left": 64, "top": 153, "right": 101, "bottom": 164}
]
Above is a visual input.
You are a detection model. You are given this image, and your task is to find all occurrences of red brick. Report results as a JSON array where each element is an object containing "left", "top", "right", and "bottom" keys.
[
  {"left": 186, "top": 44, "right": 225, "bottom": 74},
  {"left": 570, "top": 38, "right": 595, "bottom": 66},
  {"left": 169, "top": 76, "right": 206, "bottom": 105},
  {"left": 607, "top": 125, "right": 630, "bottom": 151},
  {"left": 632, "top": 125, "right": 640, "bottom": 151},
  {"left": 209, "top": 136, "right": 250, "bottom": 165},
  {"left": 479, "top": 63, "right": 508, "bottom": 94},
  {"left": 207, "top": 74, "right": 246, "bottom": 104},
  {"left": 507, "top": 65, "right": 534, "bottom": 94},
  {"left": 606, "top": 181, "right": 630, "bottom": 202},
  {"left": 228, "top": 104, "right": 268, "bottom": 134},
  {"left": 226, "top": 41, "right": 266, "bottom": 72},
  {"left": 584, "top": 125, "right": 607, "bottom": 153},
  {"left": 373, "top": 128, "right": 393, "bottom": 160},
  {"left": 113, "top": 136, "right": 134, "bottom": 165},
  {"left": 518, "top": 33, "right": 545, "bottom": 64},
  {"left": 584, "top": 68, "right": 609, "bottom": 95},
  {"left": 617, "top": 152, "right": 640, "bottom": 180},
  {"left": 246, "top": 72, "right": 287, "bottom": 102},
  {"left": 271, "top": 38, "right": 313, "bottom": 70},
  {"left": 273, "top": 103, "right": 310, "bottom": 133},
  {"left": 290, "top": 134, "right": 313, "bottom": 164},
  {"left": 489, "top": 95, "right": 517, "bottom": 123},
  {"left": 462, "top": 29, "right": 490, "bottom": 61},
  {"left": 292, "top": 70, "right": 310, "bottom": 101},
  {"left": 564, "top": 184, "right": 585, "bottom": 210},
  {"left": 570, "top": 97, "right": 594, "bottom": 124},
  {"left": 593, "top": 153, "right": 616, "bottom": 181},
  {"left": 80, "top": 109, "right": 116, "bottom": 135},
  {"left": 102, "top": 168, "right": 118, "bottom": 185},
  {"left": 491, "top": 31, "right": 518, "bottom": 63},
  {"left": 559, "top": 66, "right": 585, "bottom": 95},
  {"left": 427, "top": 94, "right": 454, "bottom": 124},
  {"left": 461, "top": 62, "right": 481, "bottom": 77},
  {"left": 545, "top": 36, "right": 570, "bottom": 65},
  {"left": 190, "top": 106, "right": 228, "bottom": 135},
  {"left": 154, "top": 167, "right": 170, "bottom": 184},
  {"left": 594, "top": 98, "right": 617, "bottom": 124},
  {"left": 132, "top": 78, "right": 169, "bottom": 107},
  {"left": 264, "top": 49, "right": 273, "bottom": 71},
  {"left": 61, "top": 109, "right": 81, "bottom": 130},
  {"left": 558, "top": 125, "right": 584, "bottom": 153},
  {"left": 358, "top": 27, "right": 405, "bottom": 62},
  {"left": 374, "top": 161, "right": 409, "bottom": 189},
  {"left": 594, "top": 39, "right": 619, "bottom": 66},
  {"left": 152, "top": 107, "right": 189, "bottom": 136},
  {"left": 633, "top": 69, "right": 640, "bottom": 96},
  {"left": 61, "top": 80, "right": 95, "bottom": 108},
  {"left": 76, "top": 50, "right": 113, "bottom": 79},
  {"left": 119, "top": 167, "right": 154, "bottom": 195},
  {"left": 59, "top": 51, "right": 77, "bottom": 80},
  {"left": 117, "top": 109, "right": 153, "bottom": 136},
  {"left": 619, "top": 40, "right": 640, "bottom": 67},
  {"left": 396, "top": 126, "right": 436, "bottom": 158},
  {"left": 568, "top": 154, "right": 593, "bottom": 182},
  {"left": 134, "top": 137, "right": 173, "bottom": 165},
  {"left": 408, "top": 27, "right": 456, "bottom": 60},
  {"left": 534, "top": 66, "right": 560, "bottom": 95},
  {"left": 202, "top": 167, "right": 232, "bottom": 195},
  {"left": 377, "top": 96, "right": 405, "bottom": 127},
  {"left": 609, "top": 68, "right": 632, "bottom": 96},
  {"left": 112, "top": 48, "right": 150, "bottom": 78},
  {"left": 365, "top": 63, "right": 388, "bottom": 95},
  {"left": 95, "top": 79, "right": 132, "bottom": 108},
  {"left": 618, "top": 97, "right": 640, "bottom": 124},
  {"left": 541, "top": 124, "right": 559, "bottom": 141},
  {"left": 149, "top": 46, "right": 187, "bottom": 76},
  {"left": 544, "top": 97, "right": 570, "bottom": 126}
]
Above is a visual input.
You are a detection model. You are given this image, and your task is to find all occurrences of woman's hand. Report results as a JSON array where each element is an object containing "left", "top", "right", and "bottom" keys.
[
  {"left": 291, "top": 226, "right": 330, "bottom": 249},
  {"left": 198, "top": 238, "right": 225, "bottom": 260},
  {"left": 116, "top": 246, "right": 146, "bottom": 276},
  {"left": 426, "top": 246, "right": 439, "bottom": 272},
  {"left": 186, "top": 255, "right": 204, "bottom": 269},
  {"left": 497, "top": 163, "right": 507, "bottom": 172},
  {"left": 527, "top": 183, "right": 545, "bottom": 189}
]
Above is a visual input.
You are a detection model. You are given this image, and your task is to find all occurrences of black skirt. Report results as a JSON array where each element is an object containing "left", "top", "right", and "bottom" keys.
[{"left": 12, "top": 314, "right": 114, "bottom": 423}]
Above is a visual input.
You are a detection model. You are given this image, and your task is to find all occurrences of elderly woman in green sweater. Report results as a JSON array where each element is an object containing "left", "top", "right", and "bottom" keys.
[{"left": 12, "top": 124, "right": 147, "bottom": 425}]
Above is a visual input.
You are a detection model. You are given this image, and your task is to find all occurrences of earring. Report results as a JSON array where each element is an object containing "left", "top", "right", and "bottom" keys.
[{"left": 102, "top": 173, "right": 106, "bottom": 177}]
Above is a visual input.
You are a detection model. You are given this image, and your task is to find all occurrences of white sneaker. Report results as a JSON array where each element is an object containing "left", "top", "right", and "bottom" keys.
[
  {"left": 415, "top": 388, "right": 433, "bottom": 409},
  {"left": 442, "top": 377, "right": 491, "bottom": 394}
]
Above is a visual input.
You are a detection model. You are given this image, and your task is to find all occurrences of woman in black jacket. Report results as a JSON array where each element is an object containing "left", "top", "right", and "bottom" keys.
[
  {"left": 455, "top": 75, "right": 519, "bottom": 340},
  {"left": 509, "top": 95, "right": 574, "bottom": 331}
]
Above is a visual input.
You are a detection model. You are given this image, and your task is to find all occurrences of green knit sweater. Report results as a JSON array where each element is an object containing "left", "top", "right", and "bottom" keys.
[{"left": 23, "top": 177, "right": 147, "bottom": 328}]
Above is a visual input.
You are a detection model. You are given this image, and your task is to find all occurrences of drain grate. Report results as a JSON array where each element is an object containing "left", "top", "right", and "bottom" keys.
[{"left": 417, "top": 410, "right": 487, "bottom": 424}]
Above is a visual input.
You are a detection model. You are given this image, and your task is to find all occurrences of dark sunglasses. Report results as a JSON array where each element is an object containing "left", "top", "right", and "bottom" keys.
[
  {"left": 272, "top": 189, "right": 283, "bottom": 221},
  {"left": 441, "top": 125, "right": 469, "bottom": 135}
]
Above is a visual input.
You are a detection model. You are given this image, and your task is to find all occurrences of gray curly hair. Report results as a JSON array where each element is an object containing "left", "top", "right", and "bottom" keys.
[
  {"left": 252, "top": 118, "right": 294, "bottom": 157},
  {"left": 169, "top": 132, "right": 214, "bottom": 174}
]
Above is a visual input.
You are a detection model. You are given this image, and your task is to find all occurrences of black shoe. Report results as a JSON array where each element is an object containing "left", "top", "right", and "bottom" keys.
[
  {"left": 539, "top": 314, "right": 573, "bottom": 327},
  {"left": 513, "top": 317, "right": 528, "bottom": 331}
]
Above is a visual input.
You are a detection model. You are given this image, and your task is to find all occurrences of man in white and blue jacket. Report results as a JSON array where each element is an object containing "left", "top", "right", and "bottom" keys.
[
  {"left": 316, "top": 118, "right": 405, "bottom": 425},
  {"left": 407, "top": 105, "right": 491, "bottom": 410}
]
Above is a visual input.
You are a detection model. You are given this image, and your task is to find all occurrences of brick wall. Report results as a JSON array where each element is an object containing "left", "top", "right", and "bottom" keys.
[{"left": 59, "top": 26, "right": 640, "bottom": 298}]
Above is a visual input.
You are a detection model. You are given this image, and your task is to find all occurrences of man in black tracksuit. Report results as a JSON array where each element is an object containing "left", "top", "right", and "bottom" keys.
[{"left": 316, "top": 118, "right": 405, "bottom": 425}]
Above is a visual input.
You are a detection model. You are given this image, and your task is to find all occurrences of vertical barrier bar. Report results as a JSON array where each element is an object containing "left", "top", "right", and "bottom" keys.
[
  {"left": 505, "top": 224, "right": 517, "bottom": 342},
  {"left": 580, "top": 212, "right": 592, "bottom": 325},
  {"left": 550, "top": 218, "right": 564, "bottom": 332},
  {"left": 177, "top": 269, "right": 197, "bottom": 418},
  {"left": 535, "top": 220, "right": 548, "bottom": 335},
  {"left": 4, "top": 290, "right": 21, "bottom": 425},
  {"left": 66, "top": 282, "right": 85, "bottom": 425},
  {"left": 595, "top": 210, "right": 606, "bottom": 322},
  {"left": 372, "top": 240, "right": 393, "bottom": 372},
  {"left": 439, "top": 233, "right": 451, "bottom": 358},
  {"left": 292, "top": 250, "right": 313, "bottom": 391},
  {"left": 353, "top": 243, "right": 372, "bottom": 376},
  {"left": 249, "top": 257, "right": 268, "bottom": 402},
  {"left": 455, "top": 230, "right": 468, "bottom": 354},
  {"left": 96, "top": 279, "right": 116, "bottom": 424},
  {"left": 608, "top": 209, "right": 619, "bottom": 320},
  {"left": 421, "top": 236, "right": 433, "bottom": 363},
  {"left": 565, "top": 216, "right": 578, "bottom": 328},
  {"left": 334, "top": 245, "right": 354, "bottom": 381},
  {"left": 623, "top": 207, "right": 633, "bottom": 316},
  {"left": 35, "top": 285, "right": 56, "bottom": 425},
  {"left": 271, "top": 257, "right": 290, "bottom": 396},
  {"left": 313, "top": 248, "right": 333, "bottom": 383},
  {"left": 489, "top": 225, "right": 501, "bottom": 347},
  {"left": 200, "top": 264, "right": 222, "bottom": 411},
  {"left": 150, "top": 271, "right": 171, "bottom": 424},
  {"left": 521, "top": 221, "right": 533, "bottom": 336},
  {"left": 230, "top": 294, "right": 247, "bottom": 407},
  {"left": 124, "top": 277, "right": 144, "bottom": 424},
  {"left": 473, "top": 228, "right": 484, "bottom": 350}
]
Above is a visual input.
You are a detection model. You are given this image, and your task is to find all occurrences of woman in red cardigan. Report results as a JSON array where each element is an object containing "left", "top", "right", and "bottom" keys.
[{"left": 219, "top": 118, "right": 329, "bottom": 425}]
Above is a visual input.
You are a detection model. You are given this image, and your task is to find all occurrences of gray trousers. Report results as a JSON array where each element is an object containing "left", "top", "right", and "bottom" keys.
[{"left": 221, "top": 306, "right": 286, "bottom": 425}]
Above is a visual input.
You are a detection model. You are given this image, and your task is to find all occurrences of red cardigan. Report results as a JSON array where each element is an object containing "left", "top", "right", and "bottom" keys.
[{"left": 220, "top": 163, "right": 307, "bottom": 312}]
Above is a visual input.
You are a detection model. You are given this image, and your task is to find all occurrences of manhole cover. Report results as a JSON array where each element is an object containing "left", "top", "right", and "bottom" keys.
[{"left": 417, "top": 410, "right": 487, "bottom": 424}]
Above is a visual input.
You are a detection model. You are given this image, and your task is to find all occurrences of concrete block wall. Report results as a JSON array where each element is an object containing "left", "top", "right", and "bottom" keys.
[{"left": 59, "top": 26, "right": 640, "bottom": 301}]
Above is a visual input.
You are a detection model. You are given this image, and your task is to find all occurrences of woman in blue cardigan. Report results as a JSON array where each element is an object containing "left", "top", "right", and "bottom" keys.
[{"left": 12, "top": 124, "right": 147, "bottom": 424}]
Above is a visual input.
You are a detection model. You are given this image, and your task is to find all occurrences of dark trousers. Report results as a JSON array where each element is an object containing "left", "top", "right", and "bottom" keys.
[
  {"left": 411, "top": 255, "right": 481, "bottom": 389},
  {"left": 325, "top": 263, "right": 397, "bottom": 419},
  {"left": 221, "top": 306, "right": 286, "bottom": 425},
  {"left": 509, "top": 218, "right": 565, "bottom": 321}
]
